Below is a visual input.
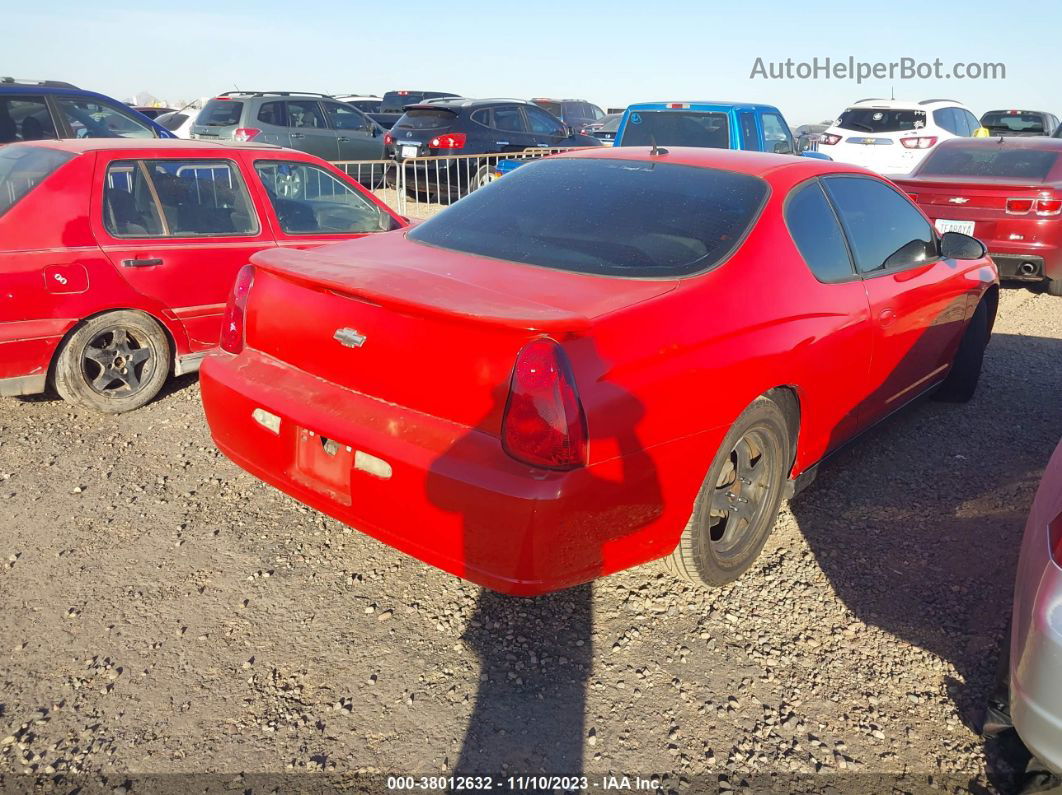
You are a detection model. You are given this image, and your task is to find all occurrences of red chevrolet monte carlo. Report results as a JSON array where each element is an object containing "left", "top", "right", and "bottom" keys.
[
  {"left": 201, "top": 146, "right": 999, "bottom": 596},
  {"left": 0, "top": 139, "right": 404, "bottom": 412},
  {"left": 892, "top": 136, "right": 1062, "bottom": 296}
]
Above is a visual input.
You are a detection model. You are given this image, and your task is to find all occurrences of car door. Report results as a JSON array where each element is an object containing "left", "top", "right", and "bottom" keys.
[
  {"left": 322, "top": 101, "right": 383, "bottom": 161},
  {"left": 523, "top": 106, "right": 568, "bottom": 148},
  {"left": 822, "top": 174, "right": 972, "bottom": 427},
  {"left": 283, "top": 100, "right": 338, "bottom": 160},
  {"left": 760, "top": 111, "right": 796, "bottom": 154},
  {"left": 93, "top": 154, "right": 275, "bottom": 351},
  {"left": 488, "top": 105, "right": 534, "bottom": 152}
]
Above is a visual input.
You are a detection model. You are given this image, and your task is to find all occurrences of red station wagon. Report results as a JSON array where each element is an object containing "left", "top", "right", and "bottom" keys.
[
  {"left": 0, "top": 139, "right": 405, "bottom": 412},
  {"left": 201, "top": 147, "right": 999, "bottom": 596}
]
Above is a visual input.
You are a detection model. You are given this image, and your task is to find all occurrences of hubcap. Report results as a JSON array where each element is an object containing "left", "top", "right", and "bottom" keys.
[
  {"left": 81, "top": 327, "right": 154, "bottom": 396},
  {"left": 708, "top": 429, "right": 776, "bottom": 559}
]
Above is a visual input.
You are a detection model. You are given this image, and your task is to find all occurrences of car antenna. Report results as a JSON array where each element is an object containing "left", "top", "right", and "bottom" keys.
[{"left": 649, "top": 134, "right": 668, "bottom": 156}]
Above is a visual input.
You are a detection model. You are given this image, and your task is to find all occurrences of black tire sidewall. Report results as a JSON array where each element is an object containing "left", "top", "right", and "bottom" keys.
[{"left": 936, "top": 300, "right": 988, "bottom": 403}]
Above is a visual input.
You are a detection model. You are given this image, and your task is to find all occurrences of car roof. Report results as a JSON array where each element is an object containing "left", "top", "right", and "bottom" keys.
[
  {"left": 532, "top": 98, "right": 592, "bottom": 103},
  {"left": 626, "top": 101, "right": 782, "bottom": 113},
  {"left": 1, "top": 82, "right": 113, "bottom": 98},
  {"left": 406, "top": 97, "right": 533, "bottom": 110},
  {"left": 13, "top": 138, "right": 286, "bottom": 154}
]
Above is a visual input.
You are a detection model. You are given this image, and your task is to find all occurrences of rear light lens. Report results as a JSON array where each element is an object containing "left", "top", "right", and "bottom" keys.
[
  {"left": 233, "top": 128, "right": 261, "bottom": 142},
  {"left": 428, "top": 133, "right": 466, "bottom": 149},
  {"left": 1007, "top": 198, "right": 1035, "bottom": 215},
  {"left": 906, "top": 193, "right": 919, "bottom": 202},
  {"left": 1036, "top": 199, "right": 1062, "bottom": 216},
  {"left": 502, "top": 338, "right": 587, "bottom": 470},
  {"left": 384, "top": 132, "right": 394, "bottom": 146},
  {"left": 1051, "top": 513, "right": 1062, "bottom": 567},
  {"left": 220, "top": 265, "right": 254, "bottom": 354},
  {"left": 900, "top": 136, "right": 939, "bottom": 149},
  {"left": 819, "top": 133, "right": 841, "bottom": 145}
]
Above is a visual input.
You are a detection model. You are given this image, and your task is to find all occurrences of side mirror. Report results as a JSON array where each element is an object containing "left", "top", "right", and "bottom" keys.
[
  {"left": 797, "top": 137, "right": 811, "bottom": 153},
  {"left": 773, "top": 140, "right": 794, "bottom": 155},
  {"left": 939, "top": 231, "right": 986, "bottom": 260}
]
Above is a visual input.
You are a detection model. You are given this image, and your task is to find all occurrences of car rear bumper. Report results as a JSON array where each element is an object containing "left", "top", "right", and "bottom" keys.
[
  {"left": 200, "top": 350, "right": 684, "bottom": 596},
  {"left": 986, "top": 245, "right": 1061, "bottom": 282}
]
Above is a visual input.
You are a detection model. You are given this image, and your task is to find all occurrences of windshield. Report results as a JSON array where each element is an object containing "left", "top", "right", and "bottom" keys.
[
  {"left": 618, "top": 111, "right": 730, "bottom": 149},
  {"left": 980, "top": 112, "right": 1047, "bottom": 135},
  {"left": 0, "top": 145, "right": 75, "bottom": 217},
  {"left": 917, "top": 144, "right": 1059, "bottom": 181},
  {"left": 836, "top": 108, "right": 927, "bottom": 133},
  {"left": 408, "top": 158, "right": 767, "bottom": 277}
]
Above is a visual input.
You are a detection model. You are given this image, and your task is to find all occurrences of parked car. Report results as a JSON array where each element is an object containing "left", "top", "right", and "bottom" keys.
[
  {"left": 531, "top": 98, "right": 606, "bottom": 133},
  {"left": 892, "top": 137, "right": 1062, "bottom": 295},
  {"left": 154, "top": 108, "right": 199, "bottom": 139},
  {"left": 200, "top": 146, "right": 998, "bottom": 596},
  {"left": 585, "top": 112, "right": 622, "bottom": 144},
  {"left": 817, "top": 98, "right": 981, "bottom": 174},
  {"left": 371, "top": 90, "right": 460, "bottom": 130},
  {"left": 190, "top": 91, "right": 385, "bottom": 163},
  {"left": 980, "top": 109, "right": 1059, "bottom": 138},
  {"left": 1010, "top": 434, "right": 1062, "bottom": 776},
  {"left": 795, "top": 121, "right": 832, "bottom": 152},
  {"left": 0, "top": 139, "right": 405, "bottom": 412},
  {"left": 337, "top": 95, "right": 382, "bottom": 115},
  {"left": 385, "top": 98, "right": 600, "bottom": 200},
  {"left": 131, "top": 106, "right": 177, "bottom": 120},
  {"left": 0, "top": 78, "right": 174, "bottom": 143},
  {"left": 613, "top": 101, "right": 831, "bottom": 160}
]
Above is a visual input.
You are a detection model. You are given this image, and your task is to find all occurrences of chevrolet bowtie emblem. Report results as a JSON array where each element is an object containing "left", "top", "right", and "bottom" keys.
[
  {"left": 334, "top": 328, "right": 367, "bottom": 348},
  {"left": 949, "top": 197, "right": 970, "bottom": 204}
]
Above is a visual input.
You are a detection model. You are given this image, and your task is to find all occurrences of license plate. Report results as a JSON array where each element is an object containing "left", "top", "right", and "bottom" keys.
[
  {"left": 290, "top": 428, "right": 353, "bottom": 506},
  {"left": 400, "top": 145, "right": 418, "bottom": 159},
  {"left": 935, "top": 219, "right": 975, "bottom": 236}
]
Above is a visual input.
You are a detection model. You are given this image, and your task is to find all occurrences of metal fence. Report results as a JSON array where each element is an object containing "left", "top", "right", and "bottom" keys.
[{"left": 333, "top": 147, "right": 587, "bottom": 219}]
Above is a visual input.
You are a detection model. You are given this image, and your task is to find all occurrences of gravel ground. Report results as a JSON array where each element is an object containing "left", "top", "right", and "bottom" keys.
[{"left": 1, "top": 286, "right": 1061, "bottom": 793}]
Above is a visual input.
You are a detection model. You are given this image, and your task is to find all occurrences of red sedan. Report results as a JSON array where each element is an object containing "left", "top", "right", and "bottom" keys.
[
  {"left": 892, "top": 136, "right": 1062, "bottom": 296},
  {"left": 201, "top": 146, "right": 999, "bottom": 595},
  {"left": 0, "top": 139, "right": 405, "bottom": 412}
]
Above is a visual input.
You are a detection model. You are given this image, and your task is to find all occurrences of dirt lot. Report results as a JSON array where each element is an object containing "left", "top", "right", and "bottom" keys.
[{"left": 1, "top": 286, "right": 1061, "bottom": 793}]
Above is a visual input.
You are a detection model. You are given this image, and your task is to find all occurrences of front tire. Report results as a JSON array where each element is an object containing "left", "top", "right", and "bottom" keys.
[
  {"left": 935, "top": 299, "right": 989, "bottom": 403},
  {"left": 54, "top": 311, "right": 171, "bottom": 413},
  {"left": 665, "top": 397, "right": 791, "bottom": 588}
]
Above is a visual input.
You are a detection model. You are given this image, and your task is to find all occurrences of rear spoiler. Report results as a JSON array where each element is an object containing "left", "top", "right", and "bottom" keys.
[{"left": 891, "top": 176, "right": 1049, "bottom": 192}]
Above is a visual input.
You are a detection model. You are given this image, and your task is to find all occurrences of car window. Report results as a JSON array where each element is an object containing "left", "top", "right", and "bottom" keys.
[
  {"left": 395, "top": 109, "right": 456, "bottom": 130},
  {"left": 933, "top": 108, "right": 958, "bottom": 135},
  {"left": 785, "top": 181, "right": 854, "bottom": 283},
  {"left": 156, "top": 112, "right": 189, "bottom": 132},
  {"left": 257, "top": 101, "right": 285, "bottom": 126},
  {"left": 0, "top": 96, "right": 57, "bottom": 143},
  {"left": 285, "top": 101, "right": 326, "bottom": 130},
  {"left": 199, "top": 100, "right": 244, "bottom": 127},
  {"left": 591, "top": 105, "right": 605, "bottom": 121},
  {"left": 254, "top": 160, "right": 392, "bottom": 235},
  {"left": 0, "top": 145, "right": 74, "bottom": 217},
  {"left": 492, "top": 107, "right": 527, "bottom": 133},
  {"left": 54, "top": 97, "right": 156, "bottom": 139},
  {"left": 823, "top": 175, "right": 936, "bottom": 274},
  {"left": 324, "top": 102, "right": 369, "bottom": 131},
  {"left": 837, "top": 108, "right": 926, "bottom": 133},
  {"left": 762, "top": 112, "right": 794, "bottom": 153},
  {"left": 408, "top": 158, "right": 768, "bottom": 278},
  {"left": 738, "top": 112, "right": 757, "bottom": 150},
  {"left": 980, "top": 111, "right": 1047, "bottom": 135},
  {"left": 961, "top": 109, "right": 979, "bottom": 136},
  {"left": 619, "top": 111, "right": 730, "bottom": 149},
  {"left": 534, "top": 100, "right": 564, "bottom": 118},
  {"left": 104, "top": 159, "right": 257, "bottom": 238},
  {"left": 525, "top": 107, "right": 565, "bottom": 136}
]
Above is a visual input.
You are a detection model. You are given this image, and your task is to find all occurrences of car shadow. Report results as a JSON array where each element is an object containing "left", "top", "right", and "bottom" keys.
[
  {"left": 424, "top": 339, "right": 661, "bottom": 778},
  {"left": 788, "top": 331, "right": 1062, "bottom": 792}
]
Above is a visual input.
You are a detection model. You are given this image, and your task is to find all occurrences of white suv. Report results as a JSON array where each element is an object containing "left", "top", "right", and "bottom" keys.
[{"left": 818, "top": 99, "right": 981, "bottom": 175}]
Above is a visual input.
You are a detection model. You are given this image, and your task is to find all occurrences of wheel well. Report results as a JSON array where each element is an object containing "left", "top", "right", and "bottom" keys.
[
  {"left": 46, "top": 308, "right": 177, "bottom": 387},
  {"left": 983, "top": 285, "right": 999, "bottom": 335},
  {"left": 765, "top": 386, "right": 801, "bottom": 475}
]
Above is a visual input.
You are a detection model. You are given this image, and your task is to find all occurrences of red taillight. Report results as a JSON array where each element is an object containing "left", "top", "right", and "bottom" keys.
[
  {"left": 502, "top": 338, "right": 587, "bottom": 470},
  {"left": 429, "top": 132, "right": 466, "bottom": 149},
  {"left": 233, "top": 128, "right": 261, "bottom": 142},
  {"left": 384, "top": 132, "right": 394, "bottom": 146},
  {"left": 220, "top": 265, "right": 254, "bottom": 354},
  {"left": 900, "top": 136, "right": 939, "bottom": 149},
  {"left": 906, "top": 193, "right": 919, "bottom": 202},
  {"left": 1007, "top": 198, "right": 1035, "bottom": 215},
  {"left": 1051, "top": 513, "right": 1062, "bottom": 567},
  {"left": 819, "top": 133, "right": 841, "bottom": 146},
  {"left": 1036, "top": 198, "right": 1062, "bottom": 216}
]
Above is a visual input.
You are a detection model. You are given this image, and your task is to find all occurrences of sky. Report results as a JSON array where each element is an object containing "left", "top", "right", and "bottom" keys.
[{"left": 6, "top": 0, "right": 1059, "bottom": 125}]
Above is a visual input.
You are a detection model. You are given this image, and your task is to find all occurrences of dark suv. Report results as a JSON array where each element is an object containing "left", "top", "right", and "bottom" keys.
[
  {"left": 370, "top": 90, "right": 460, "bottom": 129},
  {"left": 1, "top": 78, "right": 173, "bottom": 143},
  {"left": 531, "top": 98, "right": 606, "bottom": 134},
  {"left": 385, "top": 98, "right": 600, "bottom": 199}
]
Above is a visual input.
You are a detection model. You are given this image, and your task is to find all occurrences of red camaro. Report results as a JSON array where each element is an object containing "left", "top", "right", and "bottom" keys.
[
  {"left": 201, "top": 146, "right": 999, "bottom": 595},
  {"left": 0, "top": 139, "right": 405, "bottom": 412},
  {"left": 892, "top": 136, "right": 1062, "bottom": 296}
]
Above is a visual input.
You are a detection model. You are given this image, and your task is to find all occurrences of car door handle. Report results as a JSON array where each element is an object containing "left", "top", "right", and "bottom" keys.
[
  {"left": 291, "top": 132, "right": 305, "bottom": 139},
  {"left": 879, "top": 307, "right": 897, "bottom": 326},
  {"left": 495, "top": 140, "right": 510, "bottom": 146},
  {"left": 121, "top": 257, "right": 163, "bottom": 268}
]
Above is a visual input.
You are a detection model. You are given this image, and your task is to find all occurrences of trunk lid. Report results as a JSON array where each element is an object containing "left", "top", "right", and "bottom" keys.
[{"left": 244, "top": 231, "right": 675, "bottom": 430}]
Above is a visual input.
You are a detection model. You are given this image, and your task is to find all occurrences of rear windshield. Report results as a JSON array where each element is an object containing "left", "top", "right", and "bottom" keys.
[
  {"left": 407, "top": 158, "right": 768, "bottom": 277},
  {"left": 618, "top": 111, "right": 730, "bottom": 149},
  {"left": 980, "top": 112, "right": 1047, "bottom": 135},
  {"left": 917, "top": 145, "right": 1059, "bottom": 180},
  {"left": 394, "top": 109, "right": 456, "bottom": 130},
  {"left": 157, "top": 113, "right": 188, "bottom": 131},
  {"left": 836, "top": 108, "right": 926, "bottom": 133},
  {"left": 0, "top": 145, "right": 75, "bottom": 217},
  {"left": 199, "top": 101, "right": 243, "bottom": 127},
  {"left": 381, "top": 92, "right": 450, "bottom": 113},
  {"left": 534, "top": 101, "right": 564, "bottom": 117}
]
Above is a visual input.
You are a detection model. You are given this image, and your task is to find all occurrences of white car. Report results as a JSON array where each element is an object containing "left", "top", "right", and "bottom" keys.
[
  {"left": 817, "top": 99, "right": 981, "bottom": 175},
  {"left": 154, "top": 109, "right": 199, "bottom": 139}
]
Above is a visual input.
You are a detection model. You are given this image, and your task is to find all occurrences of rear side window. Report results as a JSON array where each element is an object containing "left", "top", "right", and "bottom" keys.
[
  {"left": 394, "top": 109, "right": 456, "bottom": 130},
  {"left": 0, "top": 145, "right": 74, "bottom": 217},
  {"left": 619, "top": 111, "right": 730, "bottom": 149},
  {"left": 836, "top": 108, "right": 926, "bottom": 133},
  {"left": 823, "top": 176, "right": 935, "bottom": 273},
  {"left": 492, "top": 107, "right": 526, "bottom": 133},
  {"left": 54, "top": 97, "right": 156, "bottom": 139},
  {"left": 917, "top": 144, "right": 1059, "bottom": 180},
  {"left": 408, "top": 158, "right": 768, "bottom": 277},
  {"left": 785, "top": 181, "right": 854, "bottom": 283},
  {"left": 933, "top": 108, "right": 960, "bottom": 135},
  {"left": 257, "top": 101, "right": 284, "bottom": 126},
  {"left": 199, "top": 100, "right": 244, "bottom": 127},
  {"left": 104, "top": 159, "right": 258, "bottom": 238},
  {"left": 0, "top": 96, "right": 57, "bottom": 143}
]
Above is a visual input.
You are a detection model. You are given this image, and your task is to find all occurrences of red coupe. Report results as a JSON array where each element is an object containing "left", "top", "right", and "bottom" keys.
[
  {"left": 892, "top": 136, "right": 1062, "bottom": 296},
  {"left": 0, "top": 139, "right": 405, "bottom": 412},
  {"left": 201, "top": 146, "right": 999, "bottom": 595}
]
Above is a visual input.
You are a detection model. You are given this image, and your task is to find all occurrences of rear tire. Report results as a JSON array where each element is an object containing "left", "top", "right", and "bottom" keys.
[
  {"left": 665, "top": 397, "right": 790, "bottom": 588},
  {"left": 935, "top": 299, "right": 989, "bottom": 403},
  {"left": 1046, "top": 278, "right": 1062, "bottom": 297},
  {"left": 54, "top": 311, "right": 171, "bottom": 413}
]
